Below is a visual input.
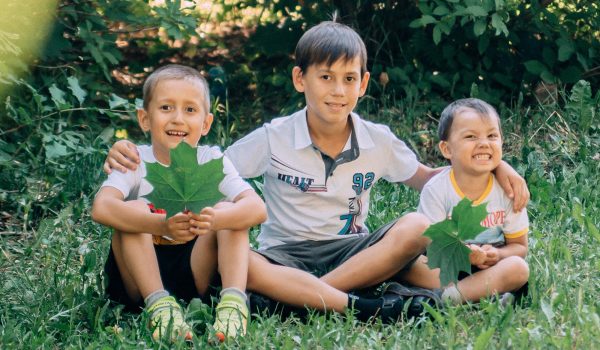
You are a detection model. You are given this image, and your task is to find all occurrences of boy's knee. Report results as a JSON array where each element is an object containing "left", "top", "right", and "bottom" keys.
[
  {"left": 504, "top": 256, "right": 529, "bottom": 285},
  {"left": 401, "top": 212, "right": 430, "bottom": 234},
  {"left": 389, "top": 212, "right": 430, "bottom": 248}
]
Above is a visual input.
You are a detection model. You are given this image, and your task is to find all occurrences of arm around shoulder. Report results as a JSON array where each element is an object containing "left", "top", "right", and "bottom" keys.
[
  {"left": 494, "top": 160, "right": 530, "bottom": 212},
  {"left": 403, "top": 163, "right": 446, "bottom": 191}
]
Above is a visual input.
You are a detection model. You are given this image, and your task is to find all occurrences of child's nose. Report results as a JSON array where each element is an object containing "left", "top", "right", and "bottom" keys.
[
  {"left": 331, "top": 80, "right": 345, "bottom": 96},
  {"left": 172, "top": 109, "right": 184, "bottom": 122},
  {"left": 477, "top": 138, "right": 491, "bottom": 147}
]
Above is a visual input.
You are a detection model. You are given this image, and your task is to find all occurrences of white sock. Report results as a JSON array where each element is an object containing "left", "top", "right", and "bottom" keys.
[{"left": 441, "top": 286, "right": 463, "bottom": 305}]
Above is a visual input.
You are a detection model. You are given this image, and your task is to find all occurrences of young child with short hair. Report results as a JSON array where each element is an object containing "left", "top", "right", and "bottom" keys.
[
  {"left": 91, "top": 64, "right": 266, "bottom": 342},
  {"left": 414, "top": 98, "right": 529, "bottom": 304},
  {"left": 102, "top": 23, "right": 529, "bottom": 321}
]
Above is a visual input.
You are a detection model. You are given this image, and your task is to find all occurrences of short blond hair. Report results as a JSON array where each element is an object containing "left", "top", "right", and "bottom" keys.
[{"left": 142, "top": 64, "right": 210, "bottom": 113}]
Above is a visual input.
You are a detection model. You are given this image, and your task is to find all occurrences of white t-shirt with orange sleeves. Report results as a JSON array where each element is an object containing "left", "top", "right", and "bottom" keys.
[{"left": 418, "top": 167, "right": 528, "bottom": 246}]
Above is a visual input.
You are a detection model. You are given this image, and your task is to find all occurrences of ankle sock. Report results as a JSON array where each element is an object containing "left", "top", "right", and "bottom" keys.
[
  {"left": 441, "top": 286, "right": 462, "bottom": 305},
  {"left": 220, "top": 287, "right": 247, "bottom": 304},
  {"left": 145, "top": 289, "right": 170, "bottom": 308},
  {"left": 347, "top": 294, "right": 383, "bottom": 321}
]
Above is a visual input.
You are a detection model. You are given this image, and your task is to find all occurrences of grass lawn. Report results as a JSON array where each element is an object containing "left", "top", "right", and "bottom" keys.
[{"left": 1, "top": 93, "right": 599, "bottom": 349}]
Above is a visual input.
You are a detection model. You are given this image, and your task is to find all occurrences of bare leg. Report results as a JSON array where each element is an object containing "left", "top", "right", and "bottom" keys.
[
  {"left": 321, "top": 213, "right": 430, "bottom": 291},
  {"left": 402, "top": 255, "right": 441, "bottom": 289},
  {"left": 190, "top": 230, "right": 218, "bottom": 295},
  {"left": 216, "top": 226, "right": 249, "bottom": 291},
  {"left": 190, "top": 201, "right": 249, "bottom": 293},
  {"left": 403, "top": 255, "right": 529, "bottom": 303},
  {"left": 246, "top": 252, "right": 348, "bottom": 312},
  {"left": 111, "top": 201, "right": 163, "bottom": 302},
  {"left": 456, "top": 256, "right": 529, "bottom": 302}
]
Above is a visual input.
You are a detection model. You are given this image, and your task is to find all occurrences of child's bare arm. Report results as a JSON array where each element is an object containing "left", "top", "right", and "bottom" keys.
[
  {"left": 494, "top": 161, "right": 530, "bottom": 212},
  {"left": 103, "top": 140, "right": 140, "bottom": 174},
  {"left": 91, "top": 187, "right": 196, "bottom": 241},
  {"left": 402, "top": 163, "right": 446, "bottom": 191},
  {"left": 188, "top": 189, "right": 266, "bottom": 235},
  {"left": 476, "top": 234, "right": 528, "bottom": 269}
]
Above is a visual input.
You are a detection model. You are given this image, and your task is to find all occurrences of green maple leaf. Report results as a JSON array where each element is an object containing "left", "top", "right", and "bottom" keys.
[
  {"left": 423, "top": 197, "right": 488, "bottom": 287},
  {"left": 143, "top": 142, "right": 225, "bottom": 218}
]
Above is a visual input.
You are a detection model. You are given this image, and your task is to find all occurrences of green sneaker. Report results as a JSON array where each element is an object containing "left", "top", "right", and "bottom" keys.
[
  {"left": 147, "top": 296, "right": 193, "bottom": 342},
  {"left": 213, "top": 294, "right": 248, "bottom": 342}
]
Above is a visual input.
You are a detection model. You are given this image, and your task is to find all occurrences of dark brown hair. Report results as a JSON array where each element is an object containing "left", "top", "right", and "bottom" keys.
[{"left": 295, "top": 21, "right": 367, "bottom": 76}]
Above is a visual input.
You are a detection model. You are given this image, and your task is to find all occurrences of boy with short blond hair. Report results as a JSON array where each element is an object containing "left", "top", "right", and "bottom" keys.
[
  {"left": 103, "top": 23, "right": 529, "bottom": 321},
  {"left": 92, "top": 64, "right": 266, "bottom": 342},
  {"left": 414, "top": 98, "right": 529, "bottom": 304}
]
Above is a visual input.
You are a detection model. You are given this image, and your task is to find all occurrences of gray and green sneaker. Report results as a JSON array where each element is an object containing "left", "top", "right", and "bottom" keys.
[
  {"left": 147, "top": 296, "right": 193, "bottom": 342},
  {"left": 213, "top": 294, "right": 249, "bottom": 342}
]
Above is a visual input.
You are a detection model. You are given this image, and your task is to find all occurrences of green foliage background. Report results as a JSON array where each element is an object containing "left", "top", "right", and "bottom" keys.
[
  {"left": 0, "top": 0, "right": 599, "bottom": 348},
  {"left": 1, "top": 0, "right": 599, "bottom": 228}
]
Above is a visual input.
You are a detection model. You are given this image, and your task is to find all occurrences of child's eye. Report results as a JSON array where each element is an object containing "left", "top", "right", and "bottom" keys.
[
  {"left": 465, "top": 135, "right": 477, "bottom": 140},
  {"left": 185, "top": 106, "right": 197, "bottom": 113},
  {"left": 321, "top": 75, "right": 331, "bottom": 80},
  {"left": 346, "top": 76, "right": 356, "bottom": 82},
  {"left": 160, "top": 105, "right": 172, "bottom": 111},
  {"left": 488, "top": 133, "right": 499, "bottom": 139}
]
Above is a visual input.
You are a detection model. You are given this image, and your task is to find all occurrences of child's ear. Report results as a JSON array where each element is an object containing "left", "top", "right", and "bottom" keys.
[
  {"left": 292, "top": 66, "right": 305, "bottom": 93},
  {"left": 137, "top": 109, "right": 150, "bottom": 132},
  {"left": 359, "top": 71, "right": 370, "bottom": 97},
  {"left": 439, "top": 140, "right": 452, "bottom": 160},
  {"left": 201, "top": 113, "right": 214, "bottom": 136}
]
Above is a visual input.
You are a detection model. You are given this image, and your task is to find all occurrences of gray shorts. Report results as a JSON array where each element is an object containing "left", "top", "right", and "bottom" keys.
[{"left": 255, "top": 220, "right": 417, "bottom": 277}]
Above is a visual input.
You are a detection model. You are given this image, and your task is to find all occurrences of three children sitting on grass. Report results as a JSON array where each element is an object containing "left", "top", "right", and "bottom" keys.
[{"left": 98, "top": 20, "right": 530, "bottom": 341}]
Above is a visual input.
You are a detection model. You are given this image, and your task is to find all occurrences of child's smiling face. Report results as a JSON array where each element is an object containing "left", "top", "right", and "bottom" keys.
[
  {"left": 292, "top": 56, "right": 370, "bottom": 130},
  {"left": 137, "top": 78, "right": 213, "bottom": 164},
  {"left": 439, "top": 108, "right": 503, "bottom": 177}
]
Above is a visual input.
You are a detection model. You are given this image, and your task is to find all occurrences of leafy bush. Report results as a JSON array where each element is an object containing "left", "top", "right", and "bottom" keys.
[
  {"left": 0, "top": 0, "right": 199, "bottom": 229},
  {"left": 233, "top": 0, "right": 599, "bottom": 107}
]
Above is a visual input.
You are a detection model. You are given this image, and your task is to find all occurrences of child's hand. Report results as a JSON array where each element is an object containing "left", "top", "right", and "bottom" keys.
[
  {"left": 103, "top": 140, "right": 140, "bottom": 174},
  {"left": 164, "top": 212, "right": 196, "bottom": 242},
  {"left": 188, "top": 207, "right": 217, "bottom": 235},
  {"left": 476, "top": 244, "right": 501, "bottom": 269},
  {"left": 468, "top": 244, "right": 486, "bottom": 266}
]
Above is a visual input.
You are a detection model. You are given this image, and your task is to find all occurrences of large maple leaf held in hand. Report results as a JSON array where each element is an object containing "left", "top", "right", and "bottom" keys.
[
  {"left": 143, "top": 142, "right": 225, "bottom": 218},
  {"left": 423, "top": 197, "right": 488, "bottom": 287}
]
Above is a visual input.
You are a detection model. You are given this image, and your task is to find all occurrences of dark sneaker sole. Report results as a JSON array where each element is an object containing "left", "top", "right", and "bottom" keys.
[{"left": 381, "top": 282, "right": 442, "bottom": 318}]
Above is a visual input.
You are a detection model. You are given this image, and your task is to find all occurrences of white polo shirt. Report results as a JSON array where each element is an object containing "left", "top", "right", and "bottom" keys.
[
  {"left": 101, "top": 144, "right": 251, "bottom": 207},
  {"left": 225, "top": 108, "right": 420, "bottom": 249},
  {"left": 418, "top": 167, "right": 529, "bottom": 246}
]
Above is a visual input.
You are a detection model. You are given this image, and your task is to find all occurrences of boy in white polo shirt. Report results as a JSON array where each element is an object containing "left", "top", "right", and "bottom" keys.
[
  {"left": 103, "top": 22, "right": 529, "bottom": 321},
  {"left": 413, "top": 98, "right": 529, "bottom": 304}
]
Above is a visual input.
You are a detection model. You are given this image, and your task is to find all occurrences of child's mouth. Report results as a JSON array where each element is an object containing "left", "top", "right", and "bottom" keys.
[
  {"left": 166, "top": 130, "right": 188, "bottom": 137},
  {"left": 473, "top": 154, "right": 492, "bottom": 160},
  {"left": 326, "top": 102, "right": 346, "bottom": 109}
]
